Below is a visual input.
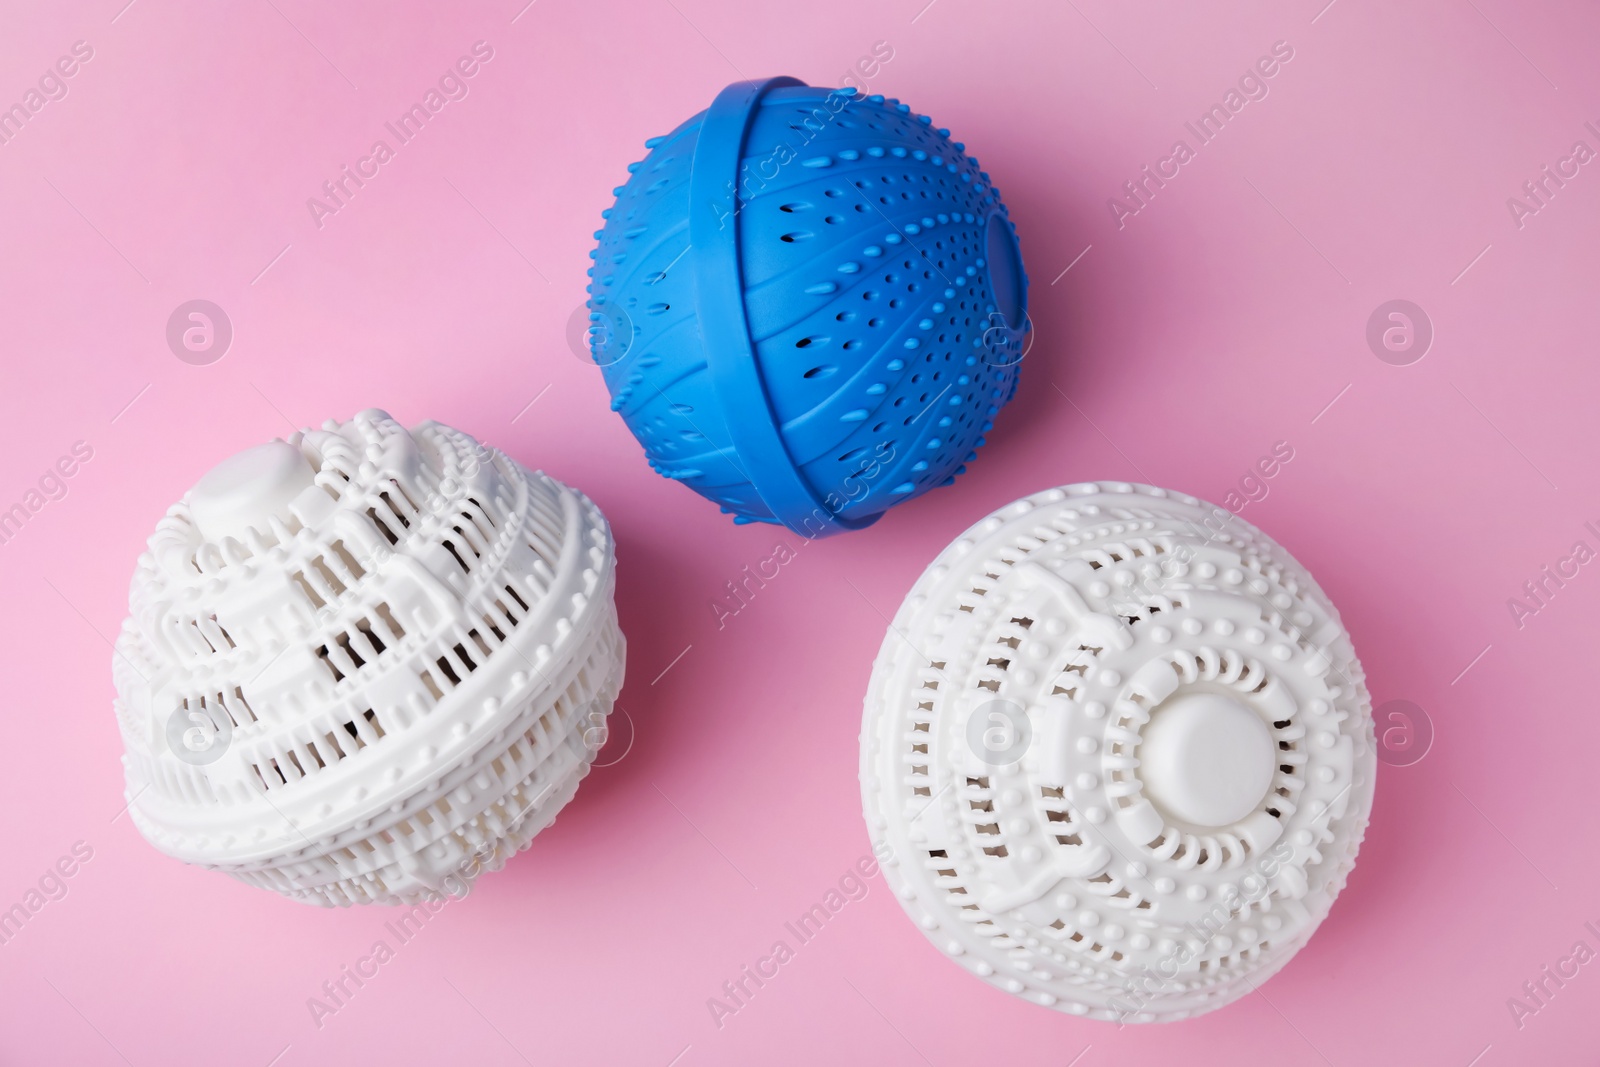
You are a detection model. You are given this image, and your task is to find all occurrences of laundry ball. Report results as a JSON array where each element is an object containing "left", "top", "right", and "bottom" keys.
[
  {"left": 111, "top": 410, "right": 625, "bottom": 906},
  {"left": 586, "top": 76, "right": 1029, "bottom": 537},
  {"left": 859, "top": 483, "right": 1375, "bottom": 1021}
]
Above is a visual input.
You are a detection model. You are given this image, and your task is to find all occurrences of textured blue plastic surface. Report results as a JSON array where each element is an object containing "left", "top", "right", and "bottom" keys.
[{"left": 586, "top": 78, "right": 1029, "bottom": 536}]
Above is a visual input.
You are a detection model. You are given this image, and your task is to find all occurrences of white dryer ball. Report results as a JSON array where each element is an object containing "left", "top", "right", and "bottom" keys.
[
  {"left": 113, "top": 410, "right": 624, "bottom": 906},
  {"left": 859, "top": 482, "right": 1374, "bottom": 1021}
]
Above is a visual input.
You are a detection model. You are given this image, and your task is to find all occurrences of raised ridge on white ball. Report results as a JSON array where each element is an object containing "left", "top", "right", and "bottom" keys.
[
  {"left": 859, "top": 482, "right": 1375, "bottom": 1022},
  {"left": 113, "top": 410, "right": 625, "bottom": 906}
]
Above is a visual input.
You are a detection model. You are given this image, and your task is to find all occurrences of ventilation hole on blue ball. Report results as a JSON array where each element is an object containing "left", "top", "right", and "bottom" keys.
[
  {"left": 843, "top": 340, "right": 862, "bottom": 350},
  {"left": 868, "top": 318, "right": 883, "bottom": 327},
  {"left": 779, "top": 202, "right": 810, "bottom": 213},
  {"left": 836, "top": 311, "right": 856, "bottom": 322},
  {"left": 825, "top": 188, "right": 843, "bottom": 197},
  {"left": 647, "top": 303, "right": 670, "bottom": 314},
  {"left": 839, "top": 447, "right": 866, "bottom": 462},
  {"left": 780, "top": 232, "right": 812, "bottom": 243},
  {"left": 795, "top": 336, "right": 826, "bottom": 349},
  {"left": 669, "top": 402, "right": 693, "bottom": 414},
  {"left": 872, "top": 421, "right": 886, "bottom": 431},
  {"left": 825, "top": 215, "right": 842, "bottom": 224},
  {"left": 803, "top": 365, "right": 836, "bottom": 379}
]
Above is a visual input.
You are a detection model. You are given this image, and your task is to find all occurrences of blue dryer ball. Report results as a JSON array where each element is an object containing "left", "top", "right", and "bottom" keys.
[{"left": 586, "top": 77, "right": 1029, "bottom": 537}]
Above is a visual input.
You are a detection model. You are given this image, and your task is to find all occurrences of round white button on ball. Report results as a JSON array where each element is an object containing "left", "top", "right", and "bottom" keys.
[
  {"left": 188, "top": 440, "right": 314, "bottom": 544},
  {"left": 1139, "top": 692, "right": 1276, "bottom": 827}
]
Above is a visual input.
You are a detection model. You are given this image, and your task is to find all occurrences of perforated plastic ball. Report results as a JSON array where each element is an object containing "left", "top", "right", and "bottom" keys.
[
  {"left": 112, "top": 410, "right": 625, "bottom": 906},
  {"left": 586, "top": 77, "right": 1029, "bottom": 536},
  {"left": 859, "top": 483, "right": 1376, "bottom": 1021}
]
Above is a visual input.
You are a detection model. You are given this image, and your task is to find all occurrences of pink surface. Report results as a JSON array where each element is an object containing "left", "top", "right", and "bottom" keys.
[{"left": 1, "top": 0, "right": 1596, "bottom": 1062}]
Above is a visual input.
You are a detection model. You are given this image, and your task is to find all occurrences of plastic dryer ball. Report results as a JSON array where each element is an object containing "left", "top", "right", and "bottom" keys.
[
  {"left": 859, "top": 482, "right": 1376, "bottom": 1022},
  {"left": 587, "top": 77, "right": 1029, "bottom": 536},
  {"left": 110, "top": 411, "right": 625, "bottom": 906}
]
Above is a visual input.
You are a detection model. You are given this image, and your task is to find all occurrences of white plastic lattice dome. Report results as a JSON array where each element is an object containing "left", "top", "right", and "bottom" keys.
[
  {"left": 859, "top": 483, "right": 1375, "bottom": 1022},
  {"left": 113, "top": 410, "right": 625, "bottom": 907}
]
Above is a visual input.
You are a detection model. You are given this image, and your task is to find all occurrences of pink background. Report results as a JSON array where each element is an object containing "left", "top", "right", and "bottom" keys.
[{"left": 1, "top": 0, "right": 1596, "bottom": 1062}]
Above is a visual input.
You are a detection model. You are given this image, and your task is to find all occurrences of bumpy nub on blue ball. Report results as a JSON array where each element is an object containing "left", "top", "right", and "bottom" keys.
[{"left": 586, "top": 77, "right": 1029, "bottom": 537}]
